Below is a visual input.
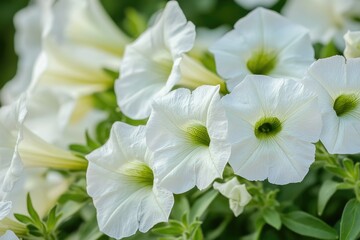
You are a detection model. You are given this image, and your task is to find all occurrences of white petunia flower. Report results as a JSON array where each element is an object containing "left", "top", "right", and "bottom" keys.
[
  {"left": 86, "top": 122, "right": 174, "bottom": 239},
  {"left": 24, "top": 87, "right": 106, "bottom": 148},
  {"left": 234, "top": 0, "right": 278, "bottom": 10},
  {"left": 0, "top": 96, "right": 27, "bottom": 194},
  {"left": 0, "top": 0, "right": 52, "bottom": 105},
  {"left": 0, "top": 231, "right": 19, "bottom": 240},
  {"left": 344, "top": 31, "right": 360, "bottom": 58},
  {"left": 115, "top": 1, "right": 226, "bottom": 120},
  {"left": 282, "top": 0, "right": 360, "bottom": 49},
  {"left": 302, "top": 56, "right": 360, "bottom": 154},
  {"left": 115, "top": 1, "right": 195, "bottom": 120},
  {"left": 222, "top": 76, "right": 322, "bottom": 184},
  {"left": 146, "top": 85, "right": 230, "bottom": 193},
  {"left": 50, "top": 0, "right": 130, "bottom": 57},
  {"left": 213, "top": 177, "right": 251, "bottom": 217},
  {"left": 210, "top": 8, "right": 314, "bottom": 91}
]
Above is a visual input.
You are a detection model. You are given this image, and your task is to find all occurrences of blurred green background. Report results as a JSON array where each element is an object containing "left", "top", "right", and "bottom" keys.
[{"left": 0, "top": 0, "right": 286, "bottom": 92}]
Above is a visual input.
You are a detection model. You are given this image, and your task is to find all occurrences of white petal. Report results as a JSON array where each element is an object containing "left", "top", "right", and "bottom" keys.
[
  {"left": 115, "top": 1, "right": 195, "bottom": 119},
  {"left": 0, "top": 202, "right": 11, "bottom": 221},
  {"left": 235, "top": 0, "right": 278, "bottom": 9},
  {"left": 0, "top": 231, "right": 19, "bottom": 240}
]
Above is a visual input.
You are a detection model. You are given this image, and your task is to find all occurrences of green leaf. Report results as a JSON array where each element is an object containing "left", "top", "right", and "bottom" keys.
[
  {"left": 318, "top": 180, "right": 340, "bottom": 215},
  {"left": 340, "top": 199, "right": 360, "bottom": 240},
  {"left": 85, "top": 131, "right": 101, "bottom": 149},
  {"left": 325, "top": 165, "right": 348, "bottom": 178},
  {"left": 14, "top": 213, "right": 33, "bottom": 225},
  {"left": 281, "top": 211, "right": 338, "bottom": 239},
  {"left": 206, "top": 215, "right": 232, "bottom": 240},
  {"left": 26, "top": 194, "right": 42, "bottom": 228},
  {"left": 262, "top": 208, "right": 281, "bottom": 230},
  {"left": 46, "top": 205, "right": 59, "bottom": 231},
  {"left": 152, "top": 220, "right": 185, "bottom": 236},
  {"left": 343, "top": 158, "right": 354, "bottom": 174},
  {"left": 189, "top": 190, "right": 218, "bottom": 222},
  {"left": 102, "top": 68, "right": 119, "bottom": 79}
]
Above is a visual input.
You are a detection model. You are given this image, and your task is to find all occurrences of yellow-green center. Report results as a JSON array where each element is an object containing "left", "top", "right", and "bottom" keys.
[
  {"left": 247, "top": 49, "right": 277, "bottom": 75},
  {"left": 333, "top": 94, "right": 359, "bottom": 117},
  {"left": 119, "top": 161, "right": 154, "bottom": 187},
  {"left": 254, "top": 117, "right": 282, "bottom": 139},
  {"left": 185, "top": 124, "right": 211, "bottom": 146}
]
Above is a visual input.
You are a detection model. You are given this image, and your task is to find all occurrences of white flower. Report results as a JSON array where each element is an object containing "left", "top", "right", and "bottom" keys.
[
  {"left": 282, "top": 0, "right": 360, "bottom": 49},
  {"left": 211, "top": 8, "right": 314, "bottom": 91},
  {"left": 0, "top": 96, "right": 27, "bottom": 194},
  {"left": 0, "top": 0, "right": 52, "bottom": 105},
  {"left": 0, "top": 231, "right": 19, "bottom": 240},
  {"left": 222, "top": 76, "right": 322, "bottom": 184},
  {"left": 86, "top": 122, "right": 174, "bottom": 239},
  {"left": 302, "top": 56, "right": 360, "bottom": 154},
  {"left": 24, "top": 87, "right": 106, "bottom": 148},
  {"left": 115, "top": 1, "right": 196, "bottom": 120},
  {"left": 234, "top": 0, "right": 278, "bottom": 10},
  {"left": 344, "top": 31, "right": 360, "bottom": 58},
  {"left": 50, "top": 0, "right": 130, "bottom": 57},
  {"left": 213, "top": 177, "right": 251, "bottom": 217},
  {"left": 146, "top": 85, "right": 230, "bottom": 193}
]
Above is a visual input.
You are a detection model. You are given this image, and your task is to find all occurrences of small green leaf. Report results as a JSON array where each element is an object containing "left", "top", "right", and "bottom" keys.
[
  {"left": 262, "top": 208, "right": 281, "bottom": 230},
  {"left": 281, "top": 211, "right": 338, "bottom": 239},
  {"left": 102, "top": 68, "right": 119, "bottom": 79},
  {"left": 343, "top": 158, "right": 354, "bottom": 174},
  {"left": 152, "top": 225, "right": 184, "bottom": 236},
  {"left": 318, "top": 180, "right": 340, "bottom": 215},
  {"left": 46, "top": 205, "right": 58, "bottom": 231},
  {"left": 340, "top": 199, "right": 360, "bottom": 240},
  {"left": 325, "top": 165, "right": 348, "bottom": 178},
  {"left": 85, "top": 131, "right": 101, "bottom": 149},
  {"left": 14, "top": 213, "right": 33, "bottom": 225},
  {"left": 26, "top": 194, "right": 42, "bottom": 228},
  {"left": 189, "top": 190, "right": 218, "bottom": 222}
]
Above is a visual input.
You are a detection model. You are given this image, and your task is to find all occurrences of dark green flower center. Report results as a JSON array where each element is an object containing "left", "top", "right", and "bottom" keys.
[
  {"left": 185, "top": 124, "right": 211, "bottom": 146},
  {"left": 247, "top": 49, "right": 277, "bottom": 75},
  {"left": 254, "top": 117, "right": 282, "bottom": 139},
  {"left": 333, "top": 94, "right": 359, "bottom": 117}
]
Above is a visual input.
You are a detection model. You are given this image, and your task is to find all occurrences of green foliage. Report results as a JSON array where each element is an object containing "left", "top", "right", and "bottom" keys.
[
  {"left": 340, "top": 199, "right": 360, "bottom": 240},
  {"left": 281, "top": 211, "right": 338, "bottom": 239},
  {"left": 14, "top": 194, "right": 62, "bottom": 240}
]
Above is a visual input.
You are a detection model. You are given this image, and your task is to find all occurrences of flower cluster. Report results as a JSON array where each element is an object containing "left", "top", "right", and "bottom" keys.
[{"left": 1, "top": 0, "right": 360, "bottom": 239}]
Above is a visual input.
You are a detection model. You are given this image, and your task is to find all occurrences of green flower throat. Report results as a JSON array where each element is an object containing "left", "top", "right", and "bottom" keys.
[{"left": 254, "top": 117, "right": 282, "bottom": 139}]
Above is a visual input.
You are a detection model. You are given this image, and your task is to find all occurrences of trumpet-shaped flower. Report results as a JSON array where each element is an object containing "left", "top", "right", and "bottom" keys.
[
  {"left": 50, "top": 0, "right": 130, "bottom": 57},
  {"left": 210, "top": 8, "right": 314, "bottom": 91},
  {"left": 86, "top": 122, "right": 174, "bottom": 239},
  {"left": 213, "top": 177, "right": 251, "bottom": 216},
  {"left": 282, "top": 0, "right": 360, "bottom": 49},
  {"left": 115, "top": 1, "right": 196, "bottom": 119},
  {"left": 222, "top": 76, "right": 322, "bottom": 184},
  {"left": 0, "top": 0, "right": 51, "bottom": 105},
  {"left": 344, "top": 31, "right": 360, "bottom": 58},
  {"left": 234, "top": 0, "right": 278, "bottom": 10},
  {"left": 146, "top": 85, "right": 230, "bottom": 193},
  {"left": 302, "top": 56, "right": 360, "bottom": 154}
]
